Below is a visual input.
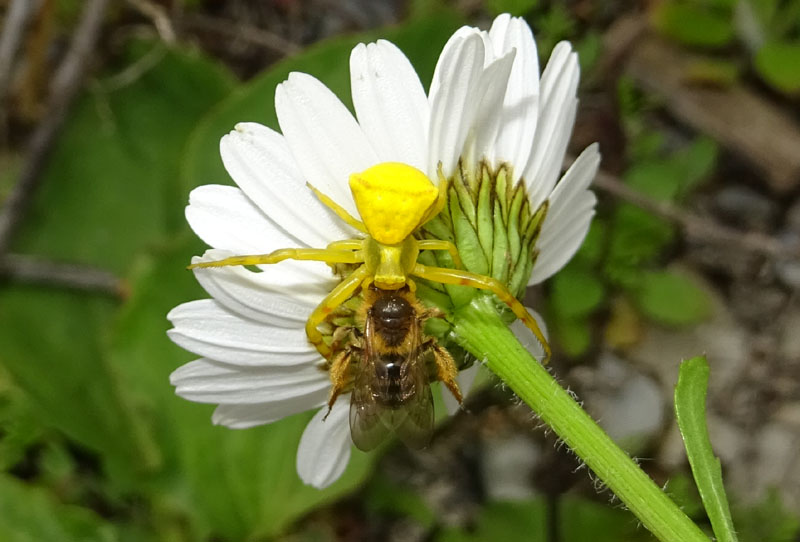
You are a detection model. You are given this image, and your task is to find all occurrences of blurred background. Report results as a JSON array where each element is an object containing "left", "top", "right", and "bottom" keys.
[{"left": 0, "top": 0, "right": 799, "bottom": 540}]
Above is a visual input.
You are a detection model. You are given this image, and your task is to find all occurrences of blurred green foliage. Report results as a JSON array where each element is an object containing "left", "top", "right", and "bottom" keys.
[{"left": 653, "top": 0, "right": 800, "bottom": 94}]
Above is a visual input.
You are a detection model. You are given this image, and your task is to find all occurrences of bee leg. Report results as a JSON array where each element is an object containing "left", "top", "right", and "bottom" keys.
[
  {"left": 421, "top": 306, "right": 447, "bottom": 320},
  {"left": 326, "top": 349, "right": 354, "bottom": 418},
  {"left": 412, "top": 263, "right": 551, "bottom": 364},
  {"left": 330, "top": 324, "right": 356, "bottom": 351},
  {"left": 431, "top": 343, "right": 462, "bottom": 404}
]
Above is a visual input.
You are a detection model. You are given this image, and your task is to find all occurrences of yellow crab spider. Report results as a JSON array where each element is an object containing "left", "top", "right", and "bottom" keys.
[{"left": 189, "top": 162, "right": 551, "bottom": 363}]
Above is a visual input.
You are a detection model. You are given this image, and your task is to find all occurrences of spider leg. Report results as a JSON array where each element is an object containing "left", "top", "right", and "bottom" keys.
[
  {"left": 412, "top": 263, "right": 551, "bottom": 364},
  {"left": 187, "top": 247, "right": 363, "bottom": 269},
  {"left": 327, "top": 239, "right": 364, "bottom": 251},
  {"left": 307, "top": 183, "right": 368, "bottom": 233},
  {"left": 417, "top": 239, "right": 462, "bottom": 268},
  {"left": 306, "top": 265, "right": 371, "bottom": 359}
]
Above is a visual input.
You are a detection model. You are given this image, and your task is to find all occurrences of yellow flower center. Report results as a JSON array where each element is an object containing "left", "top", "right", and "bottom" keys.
[{"left": 349, "top": 162, "right": 438, "bottom": 245}]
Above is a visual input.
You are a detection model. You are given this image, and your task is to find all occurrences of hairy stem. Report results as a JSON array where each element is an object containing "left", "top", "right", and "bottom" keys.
[{"left": 452, "top": 295, "right": 708, "bottom": 542}]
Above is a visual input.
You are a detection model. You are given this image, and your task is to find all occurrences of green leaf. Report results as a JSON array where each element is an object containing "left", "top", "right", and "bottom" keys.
[
  {"left": 606, "top": 205, "right": 674, "bottom": 284},
  {"left": 674, "top": 356, "right": 738, "bottom": 542},
  {"left": 550, "top": 266, "right": 605, "bottom": 319},
  {"left": 673, "top": 137, "right": 719, "bottom": 194},
  {"left": 625, "top": 160, "right": 684, "bottom": 201},
  {"left": 634, "top": 270, "right": 712, "bottom": 326},
  {"left": 0, "top": 42, "right": 235, "bottom": 485},
  {"left": 653, "top": 2, "right": 735, "bottom": 48},
  {"left": 754, "top": 41, "right": 800, "bottom": 94},
  {"left": 573, "top": 220, "right": 606, "bottom": 266},
  {"left": 486, "top": 0, "right": 537, "bottom": 17},
  {"left": 0, "top": 474, "right": 119, "bottom": 542},
  {"left": 0, "top": 371, "right": 44, "bottom": 471}
]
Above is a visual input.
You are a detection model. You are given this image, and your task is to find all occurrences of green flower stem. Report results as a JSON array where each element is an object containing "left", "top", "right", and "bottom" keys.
[{"left": 453, "top": 295, "right": 709, "bottom": 542}]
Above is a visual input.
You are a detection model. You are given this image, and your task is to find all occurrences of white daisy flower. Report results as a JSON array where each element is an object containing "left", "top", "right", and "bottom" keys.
[{"left": 168, "top": 14, "right": 599, "bottom": 489}]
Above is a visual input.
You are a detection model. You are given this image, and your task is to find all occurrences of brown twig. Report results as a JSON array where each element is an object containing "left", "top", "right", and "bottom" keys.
[
  {"left": 587, "top": 163, "right": 787, "bottom": 259},
  {"left": 0, "top": 0, "right": 110, "bottom": 255},
  {"left": 126, "top": 0, "right": 176, "bottom": 43},
  {"left": 180, "top": 13, "right": 300, "bottom": 56},
  {"left": 0, "top": 0, "right": 42, "bottom": 103},
  {"left": 0, "top": 253, "right": 126, "bottom": 298}
]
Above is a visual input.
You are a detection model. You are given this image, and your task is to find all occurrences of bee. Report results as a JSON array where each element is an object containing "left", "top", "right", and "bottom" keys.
[{"left": 327, "top": 285, "right": 461, "bottom": 451}]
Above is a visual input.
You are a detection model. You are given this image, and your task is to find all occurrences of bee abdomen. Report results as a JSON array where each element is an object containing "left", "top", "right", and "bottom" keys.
[{"left": 374, "top": 354, "right": 415, "bottom": 407}]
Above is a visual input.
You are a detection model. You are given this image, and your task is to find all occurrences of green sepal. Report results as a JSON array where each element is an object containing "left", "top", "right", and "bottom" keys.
[
  {"left": 506, "top": 186, "right": 525, "bottom": 266},
  {"left": 450, "top": 186, "right": 489, "bottom": 277},
  {"left": 509, "top": 240, "right": 533, "bottom": 299},
  {"left": 477, "top": 164, "right": 495, "bottom": 267},
  {"left": 491, "top": 199, "right": 510, "bottom": 284},
  {"left": 452, "top": 164, "right": 477, "bottom": 229},
  {"left": 495, "top": 164, "right": 511, "bottom": 223}
]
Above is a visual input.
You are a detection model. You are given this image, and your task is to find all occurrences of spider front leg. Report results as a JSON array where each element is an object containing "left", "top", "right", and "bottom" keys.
[
  {"left": 188, "top": 247, "right": 363, "bottom": 269},
  {"left": 412, "top": 263, "right": 552, "bottom": 364},
  {"left": 306, "top": 265, "right": 371, "bottom": 359}
]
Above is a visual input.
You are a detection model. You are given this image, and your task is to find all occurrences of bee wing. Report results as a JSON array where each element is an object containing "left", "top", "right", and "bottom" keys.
[
  {"left": 391, "top": 319, "right": 434, "bottom": 449},
  {"left": 390, "top": 378, "right": 434, "bottom": 449},
  {"left": 349, "top": 315, "right": 391, "bottom": 452},
  {"left": 349, "top": 378, "right": 391, "bottom": 451}
]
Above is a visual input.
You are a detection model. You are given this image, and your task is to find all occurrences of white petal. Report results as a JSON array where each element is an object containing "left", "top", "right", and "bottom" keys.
[
  {"left": 442, "top": 363, "right": 481, "bottom": 415},
  {"left": 186, "top": 184, "right": 297, "bottom": 254},
  {"left": 170, "top": 358, "right": 329, "bottom": 404},
  {"left": 192, "top": 249, "right": 328, "bottom": 327},
  {"left": 186, "top": 187, "right": 336, "bottom": 285},
  {"left": 296, "top": 398, "right": 352, "bottom": 489},
  {"left": 212, "top": 389, "right": 328, "bottom": 428},
  {"left": 167, "top": 299, "right": 321, "bottom": 366},
  {"left": 427, "top": 33, "right": 486, "bottom": 179},
  {"left": 488, "top": 15, "right": 540, "bottom": 176},
  {"left": 220, "top": 122, "right": 354, "bottom": 247},
  {"left": 463, "top": 49, "right": 516, "bottom": 173},
  {"left": 350, "top": 40, "right": 429, "bottom": 171},
  {"left": 511, "top": 306, "right": 549, "bottom": 361},
  {"left": 524, "top": 42, "right": 580, "bottom": 209},
  {"left": 276, "top": 72, "right": 378, "bottom": 218},
  {"left": 528, "top": 144, "right": 600, "bottom": 284}
]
